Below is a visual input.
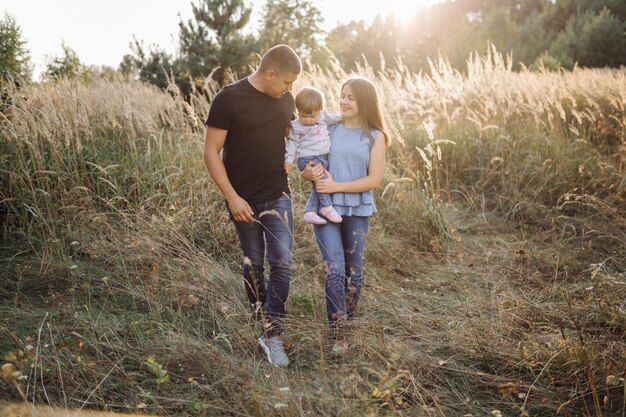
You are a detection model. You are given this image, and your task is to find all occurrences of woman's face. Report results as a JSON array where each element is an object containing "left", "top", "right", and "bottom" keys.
[{"left": 340, "top": 84, "right": 358, "bottom": 119}]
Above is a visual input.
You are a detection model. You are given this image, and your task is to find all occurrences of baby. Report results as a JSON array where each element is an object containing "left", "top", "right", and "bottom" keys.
[{"left": 284, "top": 87, "right": 342, "bottom": 224}]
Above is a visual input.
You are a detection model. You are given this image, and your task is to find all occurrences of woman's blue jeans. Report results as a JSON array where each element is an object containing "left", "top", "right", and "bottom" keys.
[
  {"left": 227, "top": 194, "right": 293, "bottom": 336},
  {"left": 313, "top": 216, "right": 369, "bottom": 330}
]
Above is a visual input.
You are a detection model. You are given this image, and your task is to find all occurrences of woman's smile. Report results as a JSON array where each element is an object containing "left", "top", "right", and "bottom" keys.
[{"left": 339, "top": 84, "right": 358, "bottom": 119}]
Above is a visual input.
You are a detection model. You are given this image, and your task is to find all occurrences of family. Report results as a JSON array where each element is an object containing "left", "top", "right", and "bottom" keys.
[{"left": 202, "top": 44, "right": 390, "bottom": 368}]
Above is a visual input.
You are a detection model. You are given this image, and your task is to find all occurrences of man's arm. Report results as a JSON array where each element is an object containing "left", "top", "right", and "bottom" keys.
[{"left": 203, "top": 126, "right": 254, "bottom": 222}]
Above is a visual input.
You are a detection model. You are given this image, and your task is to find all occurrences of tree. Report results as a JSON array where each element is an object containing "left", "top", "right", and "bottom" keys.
[
  {"left": 514, "top": 7, "right": 549, "bottom": 66},
  {"left": 530, "top": 51, "right": 563, "bottom": 71},
  {"left": 396, "top": 0, "right": 625, "bottom": 72},
  {"left": 44, "top": 43, "right": 85, "bottom": 80},
  {"left": 120, "top": 0, "right": 256, "bottom": 94},
  {"left": 257, "top": 0, "right": 324, "bottom": 60},
  {"left": 476, "top": 8, "right": 521, "bottom": 58},
  {"left": 575, "top": 8, "right": 626, "bottom": 67},
  {"left": 119, "top": 36, "right": 175, "bottom": 89},
  {"left": 365, "top": 15, "right": 400, "bottom": 70},
  {"left": 400, "top": 1, "right": 477, "bottom": 72},
  {"left": 0, "top": 13, "right": 31, "bottom": 81},
  {"left": 325, "top": 15, "right": 400, "bottom": 72},
  {"left": 549, "top": 7, "right": 626, "bottom": 68},
  {"left": 413, "top": 0, "right": 549, "bottom": 70},
  {"left": 325, "top": 20, "right": 368, "bottom": 71},
  {"left": 178, "top": 0, "right": 256, "bottom": 85}
]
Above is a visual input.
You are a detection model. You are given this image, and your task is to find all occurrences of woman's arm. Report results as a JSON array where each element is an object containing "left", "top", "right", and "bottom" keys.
[{"left": 315, "top": 132, "right": 386, "bottom": 194}]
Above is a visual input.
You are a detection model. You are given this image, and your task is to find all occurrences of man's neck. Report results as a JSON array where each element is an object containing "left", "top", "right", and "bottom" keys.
[{"left": 247, "top": 72, "right": 266, "bottom": 94}]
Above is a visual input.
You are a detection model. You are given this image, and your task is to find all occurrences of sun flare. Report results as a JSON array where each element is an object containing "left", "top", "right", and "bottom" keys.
[
  {"left": 321, "top": 0, "right": 440, "bottom": 26},
  {"left": 381, "top": 0, "right": 440, "bottom": 24}
]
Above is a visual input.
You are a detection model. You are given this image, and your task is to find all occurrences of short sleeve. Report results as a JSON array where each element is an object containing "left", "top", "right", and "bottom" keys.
[
  {"left": 205, "top": 89, "right": 231, "bottom": 130},
  {"left": 368, "top": 129, "right": 383, "bottom": 145}
]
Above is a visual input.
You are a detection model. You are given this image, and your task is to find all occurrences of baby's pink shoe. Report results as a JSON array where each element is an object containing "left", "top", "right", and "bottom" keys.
[
  {"left": 319, "top": 206, "right": 342, "bottom": 223},
  {"left": 303, "top": 211, "right": 327, "bottom": 225}
]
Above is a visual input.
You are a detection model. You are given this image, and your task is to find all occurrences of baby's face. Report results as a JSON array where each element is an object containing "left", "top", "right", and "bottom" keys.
[{"left": 298, "top": 110, "right": 321, "bottom": 126}]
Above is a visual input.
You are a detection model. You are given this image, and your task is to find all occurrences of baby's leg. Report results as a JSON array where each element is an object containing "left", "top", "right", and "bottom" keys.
[{"left": 297, "top": 156, "right": 327, "bottom": 225}]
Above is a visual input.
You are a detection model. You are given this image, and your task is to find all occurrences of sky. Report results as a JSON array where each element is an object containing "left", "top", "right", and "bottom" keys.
[{"left": 2, "top": 0, "right": 440, "bottom": 79}]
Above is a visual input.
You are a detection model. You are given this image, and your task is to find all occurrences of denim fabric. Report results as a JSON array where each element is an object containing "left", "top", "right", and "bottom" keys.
[
  {"left": 313, "top": 216, "right": 369, "bottom": 329},
  {"left": 297, "top": 155, "right": 332, "bottom": 211},
  {"left": 227, "top": 194, "right": 293, "bottom": 336}
]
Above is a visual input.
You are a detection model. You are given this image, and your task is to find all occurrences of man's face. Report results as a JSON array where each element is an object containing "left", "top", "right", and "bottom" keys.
[{"left": 266, "top": 71, "right": 298, "bottom": 98}]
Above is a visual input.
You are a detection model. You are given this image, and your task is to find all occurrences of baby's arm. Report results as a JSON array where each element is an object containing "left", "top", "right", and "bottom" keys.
[{"left": 320, "top": 110, "right": 342, "bottom": 126}]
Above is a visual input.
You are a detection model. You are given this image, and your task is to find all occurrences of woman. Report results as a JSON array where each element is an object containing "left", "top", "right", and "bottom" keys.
[{"left": 302, "top": 77, "right": 391, "bottom": 353}]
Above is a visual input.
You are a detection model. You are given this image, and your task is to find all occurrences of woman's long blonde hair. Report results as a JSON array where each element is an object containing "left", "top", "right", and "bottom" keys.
[{"left": 342, "top": 77, "right": 391, "bottom": 146}]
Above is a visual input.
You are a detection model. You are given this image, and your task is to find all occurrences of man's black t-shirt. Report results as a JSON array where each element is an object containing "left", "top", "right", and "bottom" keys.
[{"left": 205, "top": 78, "right": 294, "bottom": 204}]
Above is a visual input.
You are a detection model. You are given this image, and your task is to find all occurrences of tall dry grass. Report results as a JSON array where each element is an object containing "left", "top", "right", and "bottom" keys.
[
  {"left": 1, "top": 48, "right": 625, "bottom": 416},
  {"left": 297, "top": 47, "right": 625, "bottom": 254}
]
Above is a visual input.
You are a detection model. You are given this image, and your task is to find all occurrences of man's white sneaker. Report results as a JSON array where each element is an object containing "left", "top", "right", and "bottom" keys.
[
  {"left": 258, "top": 336, "right": 289, "bottom": 368},
  {"left": 331, "top": 340, "right": 349, "bottom": 355}
]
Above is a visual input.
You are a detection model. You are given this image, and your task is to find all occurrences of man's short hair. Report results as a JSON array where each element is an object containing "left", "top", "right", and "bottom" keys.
[{"left": 258, "top": 45, "right": 302, "bottom": 75}]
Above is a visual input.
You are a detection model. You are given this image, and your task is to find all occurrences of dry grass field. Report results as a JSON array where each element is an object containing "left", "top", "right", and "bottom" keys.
[
  {"left": 1, "top": 48, "right": 625, "bottom": 416},
  {"left": 0, "top": 401, "right": 153, "bottom": 417}
]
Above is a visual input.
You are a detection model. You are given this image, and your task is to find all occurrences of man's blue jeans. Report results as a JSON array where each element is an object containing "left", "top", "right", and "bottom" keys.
[
  {"left": 227, "top": 194, "right": 293, "bottom": 336},
  {"left": 297, "top": 155, "right": 332, "bottom": 212},
  {"left": 313, "top": 216, "right": 369, "bottom": 330}
]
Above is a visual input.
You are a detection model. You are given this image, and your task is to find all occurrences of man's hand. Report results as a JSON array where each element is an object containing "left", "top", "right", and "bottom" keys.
[
  {"left": 284, "top": 162, "right": 293, "bottom": 173},
  {"left": 227, "top": 195, "right": 255, "bottom": 223},
  {"left": 301, "top": 161, "right": 324, "bottom": 181}
]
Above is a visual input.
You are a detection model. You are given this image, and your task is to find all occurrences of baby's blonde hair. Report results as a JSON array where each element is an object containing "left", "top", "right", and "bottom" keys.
[{"left": 295, "top": 87, "right": 324, "bottom": 114}]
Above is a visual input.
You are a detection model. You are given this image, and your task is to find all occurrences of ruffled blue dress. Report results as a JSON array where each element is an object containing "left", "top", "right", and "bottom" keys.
[{"left": 306, "top": 123, "right": 380, "bottom": 216}]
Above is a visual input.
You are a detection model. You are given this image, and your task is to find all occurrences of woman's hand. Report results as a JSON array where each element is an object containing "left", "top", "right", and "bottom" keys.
[
  {"left": 301, "top": 161, "right": 324, "bottom": 181},
  {"left": 315, "top": 170, "right": 339, "bottom": 194}
]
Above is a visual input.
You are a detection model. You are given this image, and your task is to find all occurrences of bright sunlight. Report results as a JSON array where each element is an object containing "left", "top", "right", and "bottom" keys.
[{"left": 320, "top": 0, "right": 441, "bottom": 25}]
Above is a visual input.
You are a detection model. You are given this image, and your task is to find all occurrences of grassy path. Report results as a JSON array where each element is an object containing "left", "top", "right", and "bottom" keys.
[{"left": 2, "top": 205, "right": 624, "bottom": 416}]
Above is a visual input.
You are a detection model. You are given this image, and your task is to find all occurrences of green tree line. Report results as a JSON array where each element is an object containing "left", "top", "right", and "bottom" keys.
[{"left": 1, "top": 0, "right": 625, "bottom": 91}]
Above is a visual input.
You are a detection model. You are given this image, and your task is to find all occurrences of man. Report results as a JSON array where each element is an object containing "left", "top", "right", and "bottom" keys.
[{"left": 203, "top": 45, "right": 301, "bottom": 368}]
